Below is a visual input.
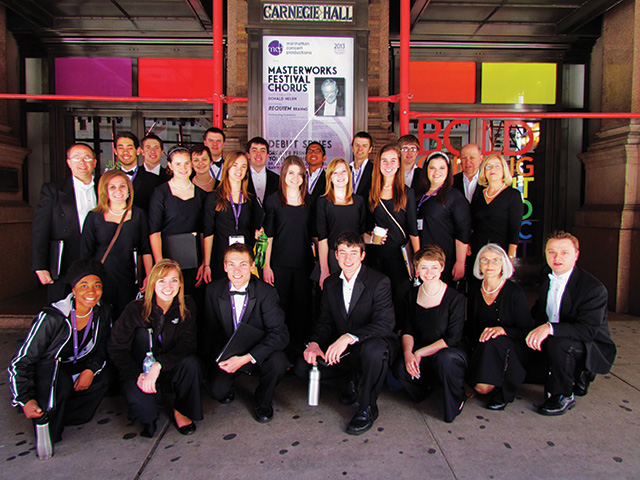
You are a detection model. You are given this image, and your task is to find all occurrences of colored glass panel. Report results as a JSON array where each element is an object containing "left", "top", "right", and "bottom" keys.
[
  {"left": 481, "top": 63, "right": 556, "bottom": 104},
  {"left": 409, "top": 62, "right": 476, "bottom": 103},
  {"left": 55, "top": 58, "right": 132, "bottom": 96},
  {"left": 138, "top": 59, "right": 215, "bottom": 98}
]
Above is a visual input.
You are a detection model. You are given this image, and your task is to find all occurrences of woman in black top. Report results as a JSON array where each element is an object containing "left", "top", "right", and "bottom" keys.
[
  {"left": 263, "top": 155, "right": 314, "bottom": 356},
  {"left": 465, "top": 243, "right": 532, "bottom": 410},
  {"left": 416, "top": 151, "right": 471, "bottom": 286},
  {"left": 148, "top": 146, "right": 208, "bottom": 297},
  {"left": 316, "top": 157, "right": 366, "bottom": 288},
  {"left": 202, "top": 151, "right": 264, "bottom": 281},
  {"left": 470, "top": 154, "right": 523, "bottom": 265},
  {"left": 392, "top": 245, "right": 467, "bottom": 423},
  {"left": 82, "top": 169, "right": 153, "bottom": 318},
  {"left": 366, "top": 144, "right": 419, "bottom": 328},
  {"left": 109, "top": 260, "right": 202, "bottom": 438}
]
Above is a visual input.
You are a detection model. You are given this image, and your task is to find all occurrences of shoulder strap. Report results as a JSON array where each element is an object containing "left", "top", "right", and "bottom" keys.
[
  {"left": 379, "top": 199, "right": 406, "bottom": 241},
  {"left": 101, "top": 211, "right": 128, "bottom": 263}
]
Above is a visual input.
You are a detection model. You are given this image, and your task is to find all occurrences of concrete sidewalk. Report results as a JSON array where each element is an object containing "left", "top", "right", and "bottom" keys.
[{"left": 1, "top": 313, "right": 638, "bottom": 480}]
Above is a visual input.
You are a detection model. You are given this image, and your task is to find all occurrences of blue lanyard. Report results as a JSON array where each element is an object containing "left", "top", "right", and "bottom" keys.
[
  {"left": 308, "top": 169, "right": 322, "bottom": 194},
  {"left": 229, "top": 192, "right": 243, "bottom": 231},
  {"left": 417, "top": 185, "right": 442, "bottom": 211},
  {"left": 70, "top": 309, "right": 94, "bottom": 363}
]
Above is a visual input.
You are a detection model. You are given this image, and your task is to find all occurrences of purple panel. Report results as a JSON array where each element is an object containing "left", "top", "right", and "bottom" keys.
[{"left": 55, "top": 58, "right": 132, "bottom": 96}]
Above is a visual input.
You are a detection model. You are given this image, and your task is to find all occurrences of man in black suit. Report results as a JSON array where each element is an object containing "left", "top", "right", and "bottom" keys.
[
  {"left": 398, "top": 134, "right": 422, "bottom": 190},
  {"left": 452, "top": 143, "right": 483, "bottom": 204},
  {"left": 302, "top": 231, "right": 398, "bottom": 435},
  {"left": 246, "top": 136, "right": 279, "bottom": 204},
  {"left": 305, "top": 141, "right": 327, "bottom": 207},
  {"left": 115, "top": 132, "right": 160, "bottom": 212},
  {"left": 204, "top": 127, "right": 225, "bottom": 182},
  {"left": 315, "top": 78, "right": 345, "bottom": 117},
  {"left": 32, "top": 143, "right": 98, "bottom": 302},
  {"left": 351, "top": 131, "right": 374, "bottom": 200},
  {"left": 526, "top": 231, "right": 616, "bottom": 415},
  {"left": 204, "top": 243, "right": 290, "bottom": 423},
  {"left": 141, "top": 134, "right": 171, "bottom": 182}
]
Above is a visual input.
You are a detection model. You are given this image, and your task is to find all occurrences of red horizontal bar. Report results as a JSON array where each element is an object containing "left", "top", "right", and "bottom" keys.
[
  {"left": 0, "top": 93, "right": 246, "bottom": 103},
  {"left": 410, "top": 111, "right": 640, "bottom": 119}
]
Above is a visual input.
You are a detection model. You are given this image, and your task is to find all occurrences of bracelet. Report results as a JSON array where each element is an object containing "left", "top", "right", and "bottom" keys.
[{"left": 204, "top": 265, "right": 210, "bottom": 268}]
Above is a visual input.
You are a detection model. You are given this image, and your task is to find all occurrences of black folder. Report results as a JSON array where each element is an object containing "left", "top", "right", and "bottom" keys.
[
  {"left": 162, "top": 232, "right": 200, "bottom": 270},
  {"left": 216, "top": 322, "right": 265, "bottom": 374}
]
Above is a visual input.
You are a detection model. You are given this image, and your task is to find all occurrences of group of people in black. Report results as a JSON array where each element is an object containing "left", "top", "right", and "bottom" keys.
[{"left": 9, "top": 128, "right": 616, "bottom": 456}]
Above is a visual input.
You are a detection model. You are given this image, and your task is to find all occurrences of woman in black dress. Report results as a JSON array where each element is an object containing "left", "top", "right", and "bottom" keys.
[
  {"left": 81, "top": 169, "right": 153, "bottom": 318},
  {"left": 263, "top": 155, "right": 314, "bottom": 356},
  {"left": 465, "top": 243, "right": 532, "bottom": 410},
  {"left": 148, "top": 146, "right": 208, "bottom": 297},
  {"left": 109, "top": 260, "right": 202, "bottom": 438},
  {"left": 316, "top": 157, "right": 366, "bottom": 289},
  {"left": 416, "top": 151, "right": 471, "bottom": 286},
  {"left": 202, "top": 151, "right": 264, "bottom": 282},
  {"left": 366, "top": 144, "right": 419, "bottom": 329},
  {"left": 392, "top": 245, "right": 467, "bottom": 423},
  {"left": 470, "top": 154, "right": 523, "bottom": 265}
]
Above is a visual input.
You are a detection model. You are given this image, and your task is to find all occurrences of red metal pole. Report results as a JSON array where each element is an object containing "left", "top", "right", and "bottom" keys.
[
  {"left": 212, "top": 0, "right": 224, "bottom": 128},
  {"left": 399, "top": 0, "right": 411, "bottom": 136}
]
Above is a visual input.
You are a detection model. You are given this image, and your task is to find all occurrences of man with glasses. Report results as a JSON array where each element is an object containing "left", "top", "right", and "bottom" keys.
[
  {"left": 305, "top": 141, "right": 327, "bottom": 206},
  {"left": 115, "top": 132, "right": 160, "bottom": 212},
  {"left": 453, "top": 143, "right": 483, "bottom": 203},
  {"left": 32, "top": 143, "right": 99, "bottom": 302},
  {"left": 398, "top": 134, "right": 422, "bottom": 190}
]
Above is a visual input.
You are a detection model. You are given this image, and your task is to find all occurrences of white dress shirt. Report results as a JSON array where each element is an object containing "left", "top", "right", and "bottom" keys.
[
  {"left": 250, "top": 166, "right": 267, "bottom": 202},
  {"left": 307, "top": 167, "right": 323, "bottom": 194},
  {"left": 209, "top": 156, "right": 224, "bottom": 181},
  {"left": 72, "top": 176, "right": 96, "bottom": 232},
  {"left": 323, "top": 101, "right": 337, "bottom": 116},
  {"left": 351, "top": 159, "right": 369, "bottom": 193},
  {"left": 404, "top": 165, "right": 417, "bottom": 188},
  {"left": 144, "top": 163, "right": 161, "bottom": 175},
  {"left": 546, "top": 269, "right": 573, "bottom": 334},
  {"left": 463, "top": 171, "right": 479, "bottom": 203}
]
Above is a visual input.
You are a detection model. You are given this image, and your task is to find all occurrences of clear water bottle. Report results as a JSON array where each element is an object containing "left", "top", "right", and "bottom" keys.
[
  {"left": 35, "top": 414, "right": 53, "bottom": 460},
  {"left": 142, "top": 328, "right": 156, "bottom": 374},
  {"left": 308, "top": 365, "right": 320, "bottom": 406}
]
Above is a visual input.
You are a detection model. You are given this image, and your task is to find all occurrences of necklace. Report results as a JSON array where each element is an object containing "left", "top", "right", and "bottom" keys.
[
  {"left": 383, "top": 185, "right": 393, "bottom": 190},
  {"left": 485, "top": 184, "right": 505, "bottom": 199},
  {"left": 421, "top": 281, "right": 443, "bottom": 297},
  {"left": 193, "top": 176, "right": 213, "bottom": 187},
  {"left": 482, "top": 280, "right": 503, "bottom": 295},
  {"left": 108, "top": 207, "right": 125, "bottom": 216},
  {"left": 75, "top": 307, "right": 93, "bottom": 319},
  {"left": 170, "top": 180, "right": 192, "bottom": 191}
]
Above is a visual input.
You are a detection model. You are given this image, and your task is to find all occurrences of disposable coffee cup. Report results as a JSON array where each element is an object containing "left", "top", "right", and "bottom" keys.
[{"left": 372, "top": 227, "right": 387, "bottom": 245}]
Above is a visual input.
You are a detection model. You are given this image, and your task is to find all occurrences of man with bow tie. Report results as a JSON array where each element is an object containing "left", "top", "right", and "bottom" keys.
[
  {"left": 203, "top": 127, "right": 225, "bottom": 181},
  {"left": 526, "top": 231, "right": 616, "bottom": 415},
  {"left": 203, "top": 243, "right": 290, "bottom": 423},
  {"left": 115, "top": 131, "right": 160, "bottom": 212}
]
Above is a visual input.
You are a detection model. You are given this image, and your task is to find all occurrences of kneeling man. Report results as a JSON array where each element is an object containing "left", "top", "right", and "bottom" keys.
[
  {"left": 526, "top": 231, "right": 616, "bottom": 415},
  {"left": 303, "top": 231, "right": 398, "bottom": 434},
  {"left": 204, "top": 243, "right": 290, "bottom": 423}
]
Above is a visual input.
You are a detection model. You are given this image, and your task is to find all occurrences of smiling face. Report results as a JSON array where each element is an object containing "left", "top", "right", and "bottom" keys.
[
  {"left": 107, "top": 176, "right": 129, "bottom": 206},
  {"left": 479, "top": 249, "right": 503, "bottom": 280},
  {"left": 305, "top": 144, "right": 326, "bottom": 170},
  {"left": 336, "top": 244, "right": 365, "bottom": 280},
  {"left": 115, "top": 137, "right": 138, "bottom": 169},
  {"left": 66, "top": 145, "right": 97, "bottom": 182},
  {"left": 352, "top": 137, "right": 372, "bottom": 164},
  {"left": 483, "top": 157, "right": 504, "bottom": 185},
  {"left": 204, "top": 132, "right": 225, "bottom": 158},
  {"left": 321, "top": 83, "right": 338, "bottom": 104},
  {"left": 169, "top": 152, "right": 192, "bottom": 180},
  {"left": 546, "top": 238, "right": 579, "bottom": 276},
  {"left": 427, "top": 157, "right": 448, "bottom": 188},
  {"left": 224, "top": 251, "right": 255, "bottom": 289},
  {"left": 417, "top": 259, "right": 444, "bottom": 284},
  {"left": 142, "top": 139, "right": 163, "bottom": 168},
  {"left": 248, "top": 142, "right": 268, "bottom": 171},
  {"left": 285, "top": 164, "right": 304, "bottom": 190},
  {"left": 380, "top": 150, "right": 400, "bottom": 179},
  {"left": 228, "top": 155, "right": 248, "bottom": 184},
  {"left": 191, "top": 151, "right": 212, "bottom": 175},
  {"left": 72, "top": 275, "right": 103, "bottom": 312},
  {"left": 154, "top": 268, "right": 181, "bottom": 304},
  {"left": 400, "top": 144, "right": 419, "bottom": 171},
  {"left": 460, "top": 144, "right": 483, "bottom": 179},
  {"left": 330, "top": 162, "right": 349, "bottom": 189}
]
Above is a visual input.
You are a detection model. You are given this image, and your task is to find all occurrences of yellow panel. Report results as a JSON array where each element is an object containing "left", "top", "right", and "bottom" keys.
[{"left": 481, "top": 63, "right": 557, "bottom": 104}]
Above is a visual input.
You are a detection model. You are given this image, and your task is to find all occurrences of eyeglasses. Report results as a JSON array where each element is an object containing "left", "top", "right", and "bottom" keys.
[
  {"left": 485, "top": 163, "right": 502, "bottom": 170},
  {"left": 401, "top": 147, "right": 418, "bottom": 152},
  {"left": 480, "top": 257, "right": 502, "bottom": 265},
  {"left": 307, "top": 148, "right": 324, "bottom": 154},
  {"left": 69, "top": 156, "right": 94, "bottom": 163}
]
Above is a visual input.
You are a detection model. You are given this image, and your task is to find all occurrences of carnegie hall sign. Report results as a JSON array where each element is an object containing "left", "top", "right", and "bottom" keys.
[{"left": 262, "top": 3, "right": 354, "bottom": 22}]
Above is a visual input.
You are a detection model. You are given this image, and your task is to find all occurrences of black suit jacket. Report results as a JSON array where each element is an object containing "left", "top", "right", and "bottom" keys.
[
  {"left": 311, "top": 265, "right": 396, "bottom": 347},
  {"left": 32, "top": 177, "right": 97, "bottom": 275},
  {"left": 452, "top": 172, "right": 482, "bottom": 204},
  {"left": 531, "top": 266, "right": 616, "bottom": 374},
  {"left": 307, "top": 169, "right": 327, "bottom": 206},
  {"left": 204, "top": 277, "right": 289, "bottom": 366},
  {"left": 409, "top": 166, "right": 423, "bottom": 192},
  {"left": 352, "top": 160, "right": 374, "bottom": 202},
  {"left": 247, "top": 168, "right": 280, "bottom": 205},
  {"left": 128, "top": 168, "right": 161, "bottom": 213}
]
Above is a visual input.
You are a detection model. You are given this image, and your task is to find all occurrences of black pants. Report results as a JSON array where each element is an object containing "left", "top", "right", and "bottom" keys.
[
  {"left": 392, "top": 347, "right": 467, "bottom": 423},
  {"left": 272, "top": 265, "right": 313, "bottom": 356},
  {"left": 543, "top": 336, "right": 587, "bottom": 396},
  {"left": 121, "top": 328, "right": 203, "bottom": 425},
  {"left": 208, "top": 350, "right": 290, "bottom": 409},
  {"left": 34, "top": 360, "right": 110, "bottom": 443}
]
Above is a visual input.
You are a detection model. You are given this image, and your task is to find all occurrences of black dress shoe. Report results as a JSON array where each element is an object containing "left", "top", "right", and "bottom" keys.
[
  {"left": 177, "top": 422, "right": 196, "bottom": 435},
  {"left": 573, "top": 371, "right": 596, "bottom": 397},
  {"left": 218, "top": 392, "right": 235, "bottom": 404},
  {"left": 141, "top": 420, "right": 157, "bottom": 438},
  {"left": 339, "top": 380, "right": 358, "bottom": 406},
  {"left": 254, "top": 405, "right": 274, "bottom": 423},
  {"left": 346, "top": 405, "right": 378, "bottom": 435},
  {"left": 538, "top": 394, "right": 576, "bottom": 416},
  {"left": 486, "top": 389, "right": 508, "bottom": 411}
]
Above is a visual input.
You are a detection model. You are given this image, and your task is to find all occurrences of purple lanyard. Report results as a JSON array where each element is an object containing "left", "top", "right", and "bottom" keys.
[
  {"left": 352, "top": 165, "right": 364, "bottom": 190},
  {"left": 308, "top": 169, "right": 321, "bottom": 194},
  {"left": 210, "top": 163, "right": 222, "bottom": 181},
  {"left": 417, "top": 185, "right": 442, "bottom": 211},
  {"left": 229, "top": 282, "right": 249, "bottom": 329},
  {"left": 71, "top": 309, "right": 94, "bottom": 363},
  {"left": 229, "top": 192, "right": 243, "bottom": 231}
]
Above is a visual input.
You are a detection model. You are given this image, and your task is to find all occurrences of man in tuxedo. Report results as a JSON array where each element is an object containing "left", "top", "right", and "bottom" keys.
[
  {"left": 204, "top": 243, "right": 290, "bottom": 423},
  {"left": 315, "top": 79, "right": 345, "bottom": 117},
  {"left": 204, "top": 127, "right": 225, "bottom": 182},
  {"left": 302, "top": 231, "right": 398, "bottom": 435},
  {"left": 32, "top": 143, "right": 98, "bottom": 302},
  {"left": 115, "top": 132, "right": 160, "bottom": 212},
  {"left": 141, "top": 134, "right": 171, "bottom": 182},
  {"left": 351, "top": 131, "right": 374, "bottom": 200},
  {"left": 305, "top": 141, "right": 327, "bottom": 206},
  {"left": 452, "top": 143, "right": 483, "bottom": 203},
  {"left": 398, "top": 134, "right": 422, "bottom": 190},
  {"left": 246, "top": 136, "right": 279, "bottom": 204},
  {"left": 526, "top": 231, "right": 616, "bottom": 415}
]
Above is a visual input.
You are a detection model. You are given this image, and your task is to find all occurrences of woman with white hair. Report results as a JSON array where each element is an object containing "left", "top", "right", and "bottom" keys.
[{"left": 465, "top": 243, "right": 532, "bottom": 410}]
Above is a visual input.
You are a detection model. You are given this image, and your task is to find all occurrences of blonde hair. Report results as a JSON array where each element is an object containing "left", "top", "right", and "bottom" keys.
[
  {"left": 94, "top": 169, "right": 133, "bottom": 213},
  {"left": 323, "top": 157, "right": 353, "bottom": 204},
  {"left": 478, "top": 154, "right": 513, "bottom": 187},
  {"left": 142, "top": 260, "right": 187, "bottom": 322}
]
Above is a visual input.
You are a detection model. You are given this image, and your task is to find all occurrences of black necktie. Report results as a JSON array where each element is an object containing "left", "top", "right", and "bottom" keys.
[
  {"left": 214, "top": 160, "right": 223, "bottom": 168},
  {"left": 124, "top": 170, "right": 135, "bottom": 177},
  {"left": 230, "top": 291, "right": 247, "bottom": 296}
]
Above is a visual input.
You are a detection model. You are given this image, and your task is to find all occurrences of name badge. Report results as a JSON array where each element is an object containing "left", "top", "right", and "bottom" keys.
[
  {"left": 417, "top": 219, "right": 424, "bottom": 231},
  {"left": 229, "top": 235, "right": 245, "bottom": 245}
]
